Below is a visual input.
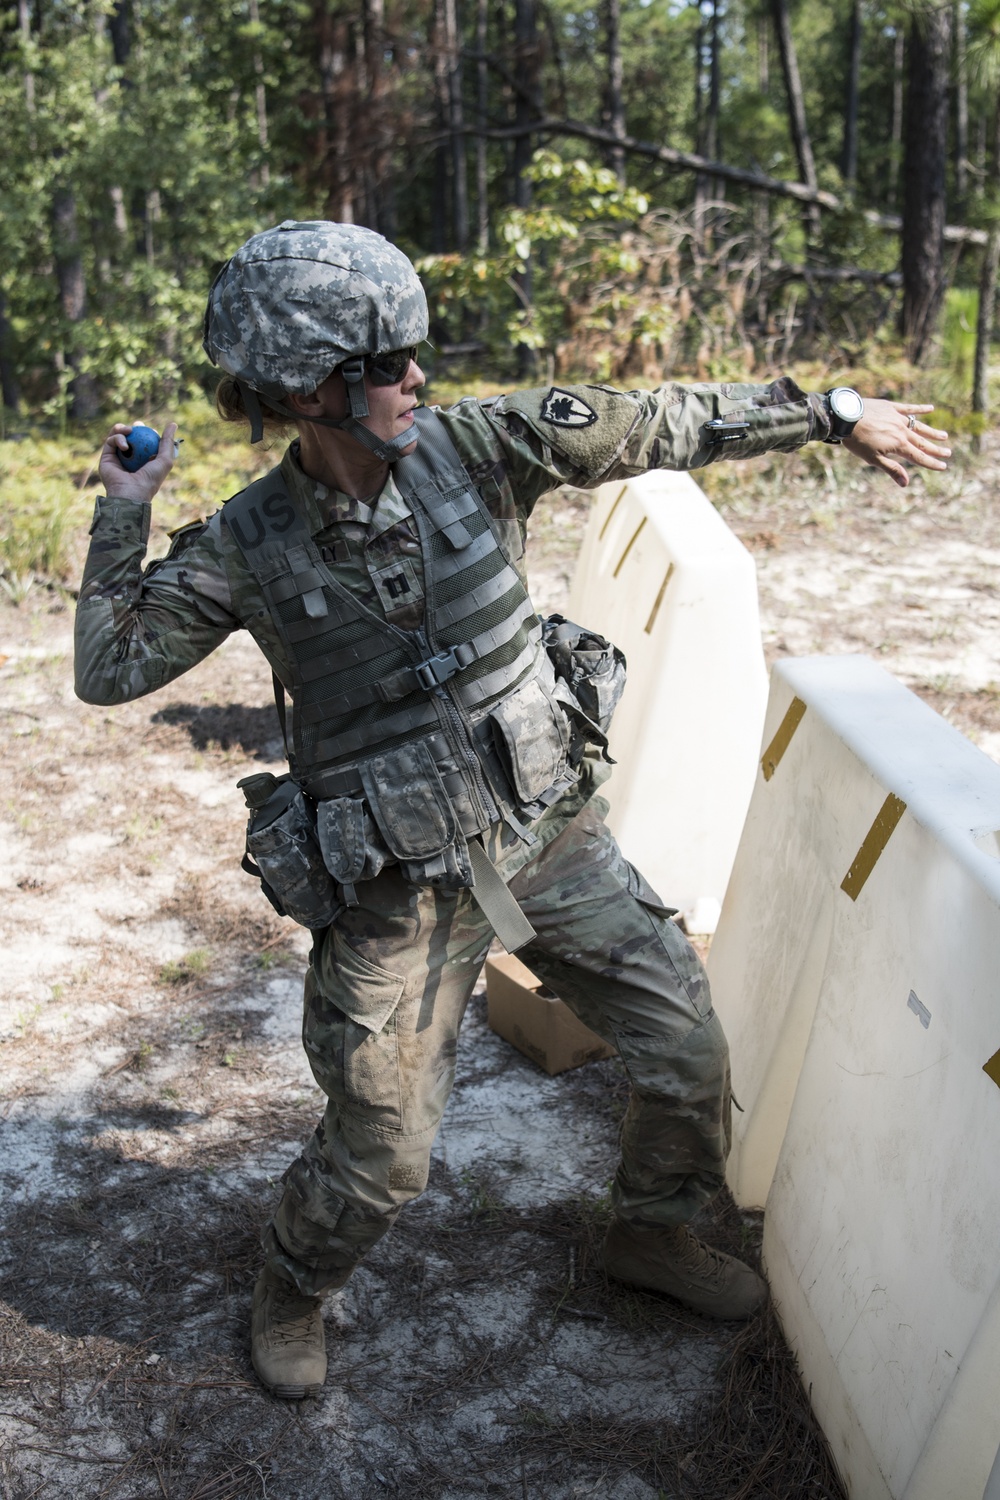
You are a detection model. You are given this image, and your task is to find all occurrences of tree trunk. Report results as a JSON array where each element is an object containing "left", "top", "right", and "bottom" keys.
[
  {"left": 602, "top": 0, "right": 626, "bottom": 184},
  {"left": 758, "top": 10, "right": 769, "bottom": 94},
  {"left": 17, "top": 0, "right": 35, "bottom": 116},
  {"left": 316, "top": 3, "right": 356, "bottom": 222},
  {"left": 972, "top": 225, "right": 999, "bottom": 441},
  {"left": 52, "top": 185, "right": 99, "bottom": 422},
  {"left": 0, "top": 289, "right": 20, "bottom": 416},
  {"left": 706, "top": 0, "right": 721, "bottom": 207},
  {"left": 361, "top": 0, "right": 389, "bottom": 231},
  {"left": 247, "top": 0, "right": 271, "bottom": 186},
  {"left": 513, "top": 0, "right": 540, "bottom": 207},
  {"left": 445, "top": 0, "right": 469, "bottom": 248},
  {"left": 841, "top": 0, "right": 861, "bottom": 186},
  {"left": 693, "top": 2, "right": 707, "bottom": 244},
  {"left": 901, "top": 2, "right": 951, "bottom": 362},
  {"left": 888, "top": 27, "right": 904, "bottom": 208},
  {"left": 432, "top": 0, "right": 452, "bottom": 249},
  {"left": 772, "top": 0, "right": 820, "bottom": 238},
  {"left": 954, "top": 0, "right": 968, "bottom": 207},
  {"left": 109, "top": 0, "right": 130, "bottom": 68},
  {"left": 972, "top": 98, "right": 1000, "bottom": 439},
  {"left": 513, "top": 0, "right": 540, "bottom": 375},
  {"left": 476, "top": 0, "right": 489, "bottom": 251}
]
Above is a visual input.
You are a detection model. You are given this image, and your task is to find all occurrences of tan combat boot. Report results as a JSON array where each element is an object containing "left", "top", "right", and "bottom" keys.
[
  {"left": 251, "top": 1268, "right": 327, "bottom": 1398},
  {"left": 603, "top": 1220, "right": 767, "bottom": 1321}
]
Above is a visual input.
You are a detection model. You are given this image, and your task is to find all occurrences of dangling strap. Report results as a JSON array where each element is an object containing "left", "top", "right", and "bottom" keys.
[
  {"left": 272, "top": 673, "right": 289, "bottom": 755},
  {"left": 467, "top": 839, "right": 536, "bottom": 953}
]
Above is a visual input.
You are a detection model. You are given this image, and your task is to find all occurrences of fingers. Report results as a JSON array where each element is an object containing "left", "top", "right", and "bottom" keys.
[
  {"left": 906, "top": 420, "right": 950, "bottom": 442},
  {"left": 872, "top": 453, "right": 910, "bottom": 487},
  {"left": 904, "top": 441, "right": 950, "bottom": 471}
]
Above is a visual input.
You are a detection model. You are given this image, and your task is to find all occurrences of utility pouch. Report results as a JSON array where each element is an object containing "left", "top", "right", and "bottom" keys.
[
  {"left": 490, "top": 673, "right": 571, "bottom": 804},
  {"left": 360, "top": 741, "right": 457, "bottom": 861},
  {"left": 316, "top": 796, "right": 392, "bottom": 906},
  {"left": 542, "top": 614, "right": 627, "bottom": 760},
  {"left": 238, "top": 772, "right": 340, "bottom": 930},
  {"left": 359, "top": 741, "right": 474, "bottom": 890}
]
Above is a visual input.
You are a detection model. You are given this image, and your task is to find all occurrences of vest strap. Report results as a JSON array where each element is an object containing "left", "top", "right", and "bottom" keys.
[{"left": 467, "top": 838, "right": 536, "bottom": 953}]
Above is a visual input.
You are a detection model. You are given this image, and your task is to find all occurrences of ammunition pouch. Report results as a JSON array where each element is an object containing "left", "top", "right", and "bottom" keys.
[{"left": 239, "top": 772, "right": 340, "bottom": 930}]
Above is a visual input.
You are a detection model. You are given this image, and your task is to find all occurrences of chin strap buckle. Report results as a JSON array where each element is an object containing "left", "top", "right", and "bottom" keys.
[{"left": 340, "top": 356, "right": 369, "bottom": 419}]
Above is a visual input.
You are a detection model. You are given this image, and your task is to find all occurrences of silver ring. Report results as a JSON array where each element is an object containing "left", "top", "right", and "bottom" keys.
[{"left": 907, "top": 414, "right": 917, "bottom": 430}]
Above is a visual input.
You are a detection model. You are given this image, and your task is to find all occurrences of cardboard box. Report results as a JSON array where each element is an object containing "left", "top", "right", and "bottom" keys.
[{"left": 485, "top": 952, "right": 616, "bottom": 1075}]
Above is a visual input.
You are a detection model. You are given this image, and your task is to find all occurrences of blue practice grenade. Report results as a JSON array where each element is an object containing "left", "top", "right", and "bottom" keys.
[{"left": 119, "top": 424, "right": 162, "bottom": 472}]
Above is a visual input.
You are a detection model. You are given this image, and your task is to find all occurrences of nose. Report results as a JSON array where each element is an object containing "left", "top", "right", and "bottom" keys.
[{"left": 404, "top": 359, "right": 425, "bottom": 392}]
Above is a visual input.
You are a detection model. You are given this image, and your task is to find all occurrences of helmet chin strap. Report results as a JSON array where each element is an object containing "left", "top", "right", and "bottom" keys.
[{"left": 236, "top": 362, "right": 419, "bottom": 462}]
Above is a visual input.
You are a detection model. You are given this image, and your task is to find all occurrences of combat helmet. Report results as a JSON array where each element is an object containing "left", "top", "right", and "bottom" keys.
[{"left": 203, "top": 219, "right": 428, "bottom": 460}]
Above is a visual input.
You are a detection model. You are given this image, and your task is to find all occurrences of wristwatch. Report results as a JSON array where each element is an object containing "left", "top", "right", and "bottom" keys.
[{"left": 823, "top": 387, "right": 865, "bottom": 444}]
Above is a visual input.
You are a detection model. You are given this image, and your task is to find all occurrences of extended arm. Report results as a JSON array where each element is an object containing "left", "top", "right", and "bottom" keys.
[{"left": 74, "top": 423, "right": 239, "bottom": 706}]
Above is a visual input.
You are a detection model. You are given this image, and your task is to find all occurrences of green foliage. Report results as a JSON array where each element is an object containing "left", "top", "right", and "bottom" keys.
[{"left": 419, "top": 151, "right": 652, "bottom": 369}]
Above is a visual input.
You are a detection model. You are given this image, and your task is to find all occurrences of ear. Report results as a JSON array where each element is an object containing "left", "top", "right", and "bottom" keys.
[{"left": 287, "top": 389, "right": 325, "bottom": 417}]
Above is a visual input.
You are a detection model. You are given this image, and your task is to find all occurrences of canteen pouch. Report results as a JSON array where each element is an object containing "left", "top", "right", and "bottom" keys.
[{"left": 239, "top": 774, "right": 340, "bottom": 930}]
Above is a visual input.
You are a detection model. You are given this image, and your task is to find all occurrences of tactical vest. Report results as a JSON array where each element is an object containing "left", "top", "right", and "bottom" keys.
[{"left": 224, "top": 408, "right": 581, "bottom": 897}]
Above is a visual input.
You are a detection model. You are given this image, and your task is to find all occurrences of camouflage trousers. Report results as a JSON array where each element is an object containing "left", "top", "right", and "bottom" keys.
[{"left": 263, "top": 799, "right": 732, "bottom": 1297}]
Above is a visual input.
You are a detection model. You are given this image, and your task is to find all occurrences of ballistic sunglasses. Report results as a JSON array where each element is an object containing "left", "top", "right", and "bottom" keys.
[{"left": 365, "top": 346, "right": 419, "bottom": 386}]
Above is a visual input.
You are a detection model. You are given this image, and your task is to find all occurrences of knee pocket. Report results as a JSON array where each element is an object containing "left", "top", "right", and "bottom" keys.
[{"left": 613, "top": 1010, "right": 729, "bottom": 1096}]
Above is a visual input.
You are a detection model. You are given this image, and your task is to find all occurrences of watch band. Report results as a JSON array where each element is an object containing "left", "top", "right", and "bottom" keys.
[{"left": 823, "top": 387, "right": 865, "bottom": 444}]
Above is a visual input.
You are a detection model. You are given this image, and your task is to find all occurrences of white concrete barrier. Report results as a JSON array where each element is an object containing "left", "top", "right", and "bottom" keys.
[
  {"left": 567, "top": 471, "right": 767, "bottom": 928},
  {"left": 708, "top": 654, "right": 1000, "bottom": 1500}
]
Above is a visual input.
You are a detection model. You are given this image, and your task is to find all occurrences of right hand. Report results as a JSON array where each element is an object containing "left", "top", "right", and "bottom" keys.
[{"left": 99, "top": 422, "right": 179, "bottom": 503}]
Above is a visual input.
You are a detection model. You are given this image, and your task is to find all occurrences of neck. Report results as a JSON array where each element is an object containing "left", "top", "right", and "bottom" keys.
[{"left": 295, "top": 421, "right": 389, "bottom": 500}]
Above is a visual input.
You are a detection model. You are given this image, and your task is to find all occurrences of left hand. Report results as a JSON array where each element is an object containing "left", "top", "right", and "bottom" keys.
[{"left": 843, "top": 400, "right": 950, "bottom": 488}]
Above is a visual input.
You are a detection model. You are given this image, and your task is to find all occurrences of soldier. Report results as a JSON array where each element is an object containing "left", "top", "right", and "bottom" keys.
[{"left": 75, "top": 220, "right": 950, "bottom": 1399}]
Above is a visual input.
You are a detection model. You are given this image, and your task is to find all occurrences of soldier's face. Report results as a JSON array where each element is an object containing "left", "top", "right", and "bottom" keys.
[{"left": 314, "top": 357, "right": 426, "bottom": 452}]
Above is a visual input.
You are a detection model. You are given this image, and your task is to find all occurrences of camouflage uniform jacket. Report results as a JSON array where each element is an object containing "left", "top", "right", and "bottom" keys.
[{"left": 75, "top": 376, "right": 827, "bottom": 874}]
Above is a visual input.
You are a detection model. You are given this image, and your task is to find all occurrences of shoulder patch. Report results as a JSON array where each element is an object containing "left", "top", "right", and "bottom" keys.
[
  {"left": 499, "top": 384, "right": 642, "bottom": 479},
  {"left": 540, "top": 387, "right": 597, "bottom": 429}
]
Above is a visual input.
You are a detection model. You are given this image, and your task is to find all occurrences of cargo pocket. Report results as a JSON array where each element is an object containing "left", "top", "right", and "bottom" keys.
[
  {"left": 491, "top": 676, "right": 569, "bottom": 804},
  {"left": 327, "top": 927, "right": 406, "bottom": 1132},
  {"left": 624, "top": 860, "right": 677, "bottom": 918}
]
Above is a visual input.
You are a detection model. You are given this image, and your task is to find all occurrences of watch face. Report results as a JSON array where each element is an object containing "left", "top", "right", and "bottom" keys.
[{"left": 830, "top": 387, "right": 864, "bottom": 423}]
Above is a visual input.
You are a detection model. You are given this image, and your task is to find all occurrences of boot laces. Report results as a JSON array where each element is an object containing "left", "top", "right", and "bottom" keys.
[
  {"left": 269, "top": 1284, "right": 321, "bottom": 1343},
  {"left": 668, "top": 1226, "right": 731, "bottom": 1288}
]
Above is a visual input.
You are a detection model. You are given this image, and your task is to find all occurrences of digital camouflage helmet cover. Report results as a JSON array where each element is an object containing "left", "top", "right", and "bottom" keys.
[{"left": 203, "top": 219, "right": 429, "bottom": 460}]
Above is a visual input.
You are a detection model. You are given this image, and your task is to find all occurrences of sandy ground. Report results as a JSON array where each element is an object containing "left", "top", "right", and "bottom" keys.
[{"left": 3, "top": 436, "right": 998, "bottom": 1500}]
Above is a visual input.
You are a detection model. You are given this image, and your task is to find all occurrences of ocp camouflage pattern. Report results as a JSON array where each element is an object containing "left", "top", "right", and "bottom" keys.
[
  {"left": 75, "top": 375, "right": 821, "bottom": 707},
  {"left": 264, "top": 799, "right": 732, "bottom": 1297}
]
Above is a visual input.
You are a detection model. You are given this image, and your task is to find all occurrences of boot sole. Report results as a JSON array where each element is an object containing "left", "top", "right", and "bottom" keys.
[{"left": 257, "top": 1377, "right": 325, "bottom": 1399}]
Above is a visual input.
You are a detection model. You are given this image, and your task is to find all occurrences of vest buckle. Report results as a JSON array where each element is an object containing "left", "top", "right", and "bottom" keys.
[{"left": 415, "top": 642, "right": 478, "bottom": 691}]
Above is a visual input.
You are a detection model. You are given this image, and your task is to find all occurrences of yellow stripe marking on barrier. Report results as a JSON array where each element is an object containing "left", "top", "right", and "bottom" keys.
[
  {"left": 598, "top": 485, "right": 628, "bottom": 540},
  {"left": 840, "top": 793, "right": 907, "bottom": 902},
  {"left": 613, "top": 517, "right": 647, "bottom": 578},
  {"left": 760, "top": 697, "right": 807, "bottom": 781},
  {"left": 982, "top": 1049, "right": 1000, "bottom": 1090},
  {"left": 643, "top": 563, "right": 676, "bottom": 635}
]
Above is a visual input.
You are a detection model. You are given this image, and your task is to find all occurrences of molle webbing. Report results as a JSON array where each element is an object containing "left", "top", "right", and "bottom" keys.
[{"left": 224, "top": 409, "right": 541, "bottom": 785}]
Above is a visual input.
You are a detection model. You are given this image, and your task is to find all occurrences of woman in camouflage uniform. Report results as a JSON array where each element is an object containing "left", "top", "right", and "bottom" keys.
[{"left": 75, "top": 221, "right": 950, "bottom": 1398}]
